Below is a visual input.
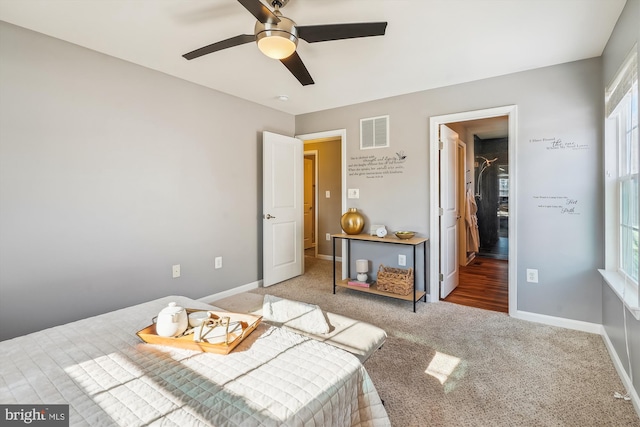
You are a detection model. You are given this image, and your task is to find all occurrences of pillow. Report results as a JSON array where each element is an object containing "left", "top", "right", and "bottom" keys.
[{"left": 262, "top": 295, "right": 330, "bottom": 335}]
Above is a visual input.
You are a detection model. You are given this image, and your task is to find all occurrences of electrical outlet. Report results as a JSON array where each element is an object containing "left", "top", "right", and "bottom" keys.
[
  {"left": 398, "top": 254, "right": 406, "bottom": 266},
  {"left": 526, "top": 268, "right": 538, "bottom": 283},
  {"left": 215, "top": 257, "right": 222, "bottom": 269},
  {"left": 172, "top": 264, "right": 180, "bottom": 278},
  {"left": 326, "top": 233, "right": 331, "bottom": 241}
]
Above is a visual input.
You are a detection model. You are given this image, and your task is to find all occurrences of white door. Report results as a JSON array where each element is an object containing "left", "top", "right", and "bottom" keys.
[
  {"left": 439, "top": 124, "right": 460, "bottom": 298},
  {"left": 263, "top": 131, "right": 303, "bottom": 287}
]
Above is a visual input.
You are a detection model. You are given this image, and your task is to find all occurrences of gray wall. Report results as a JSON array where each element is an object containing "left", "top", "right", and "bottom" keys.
[
  {"left": 600, "top": 0, "right": 640, "bottom": 401},
  {"left": 296, "top": 58, "right": 603, "bottom": 323},
  {"left": 0, "top": 22, "right": 294, "bottom": 340}
]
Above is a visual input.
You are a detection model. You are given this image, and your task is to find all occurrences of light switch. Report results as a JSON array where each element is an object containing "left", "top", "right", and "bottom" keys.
[
  {"left": 348, "top": 189, "right": 360, "bottom": 199},
  {"left": 326, "top": 190, "right": 331, "bottom": 198}
]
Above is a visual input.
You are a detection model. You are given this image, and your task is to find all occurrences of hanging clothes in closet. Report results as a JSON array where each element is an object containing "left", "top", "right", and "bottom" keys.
[{"left": 465, "top": 188, "right": 480, "bottom": 253}]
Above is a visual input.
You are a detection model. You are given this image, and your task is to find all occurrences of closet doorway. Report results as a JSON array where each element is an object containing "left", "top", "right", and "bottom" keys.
[{"left": 429, "top": 106, "right": 517, "bottom": 316}]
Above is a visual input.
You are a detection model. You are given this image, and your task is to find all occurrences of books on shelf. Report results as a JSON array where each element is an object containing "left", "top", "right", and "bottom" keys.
[{"left": 347, "top": 279, "right": 375, "bottom": 288}]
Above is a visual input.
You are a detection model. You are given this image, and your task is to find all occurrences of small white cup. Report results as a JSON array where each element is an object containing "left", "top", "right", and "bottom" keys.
[{"left": 188, "top": 311, "right": 210, "bottom": 328}]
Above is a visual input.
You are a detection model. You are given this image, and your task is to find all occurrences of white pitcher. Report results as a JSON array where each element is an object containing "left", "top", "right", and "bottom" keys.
[{"left": 155, "top": 302, "right": 188, "bottom": 337}]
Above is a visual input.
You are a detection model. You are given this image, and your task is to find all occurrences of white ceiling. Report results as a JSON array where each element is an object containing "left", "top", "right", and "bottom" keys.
[{"left": 0, "top": 0, "right": 627, "bottom": 115}]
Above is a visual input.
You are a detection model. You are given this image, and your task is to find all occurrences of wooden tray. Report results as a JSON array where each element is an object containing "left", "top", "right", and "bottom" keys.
[{"left": 137, "top": 310, "right": 262, "bottom": 355}]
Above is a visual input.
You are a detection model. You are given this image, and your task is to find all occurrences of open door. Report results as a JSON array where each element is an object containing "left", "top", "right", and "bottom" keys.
[
  {"left": 263, "top": 131, "right": 303, "bottom": 287},
  {"left": 439, "top": 124, "right": 460, "bottom": 298}
]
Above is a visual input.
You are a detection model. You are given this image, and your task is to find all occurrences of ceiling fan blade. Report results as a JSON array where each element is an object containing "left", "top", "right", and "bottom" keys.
[
  {"left": 183, "top": 34, "right": 255, "bottom": 60},
  {"left": 237, "top": 0, "right": 280, "bottom": 24},
  {"left": 280, "top": 52, "right": 314, "bottom": 86},
  {"left": 297, "top": 22, "right": 387, "bottom": 43}
]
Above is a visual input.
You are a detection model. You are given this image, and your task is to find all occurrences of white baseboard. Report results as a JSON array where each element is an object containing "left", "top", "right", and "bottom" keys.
[
  {"left": 198, "top": 280, "right": 262, "bottom": 303},
  {"left": 601, "top": 327, "right": 640, "bottom": 417},
  {"left": 511, "top": 310, "right": 604, "bottom": 335}
]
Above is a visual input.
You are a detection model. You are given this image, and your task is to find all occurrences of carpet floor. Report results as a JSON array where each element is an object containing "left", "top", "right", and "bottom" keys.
[{"left": 216, "top": 256, "right": 639, "bottom": 426}]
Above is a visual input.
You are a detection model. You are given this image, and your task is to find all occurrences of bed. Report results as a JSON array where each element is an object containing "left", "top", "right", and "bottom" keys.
[{"left": 0, "top": 296, "right": 390, "bottom": 426}]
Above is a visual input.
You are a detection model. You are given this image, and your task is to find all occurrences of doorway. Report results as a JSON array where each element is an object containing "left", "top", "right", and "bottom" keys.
[
  {"left": 304, "top": 152, "right": 318, "bottom": 257},
  {"left": 297, "top": 130, "right": 346, "bottom": 272},
  {"left": 429, "top": 106, "right": 517, "bottom": 316},
  {"left": 438, "top": 120, "right": 509, "bottom": 312}
]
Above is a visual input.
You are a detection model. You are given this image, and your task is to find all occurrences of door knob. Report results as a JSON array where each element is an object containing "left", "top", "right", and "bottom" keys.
[{"left": 264, "top": 214, "right": 276, "bottom": 219}]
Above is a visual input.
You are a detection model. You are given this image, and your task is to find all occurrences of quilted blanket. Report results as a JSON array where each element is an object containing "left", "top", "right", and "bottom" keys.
[{"left": 0, "top": 296, "right": 390, "bottom": 426}]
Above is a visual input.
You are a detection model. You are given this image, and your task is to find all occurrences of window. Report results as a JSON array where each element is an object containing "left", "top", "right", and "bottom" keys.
[
  {"left": 603, "top": 45, "right": 639, "bottom": 315},
  {"left": 618, "top": 90, "right": 638, "bottom": 283}
]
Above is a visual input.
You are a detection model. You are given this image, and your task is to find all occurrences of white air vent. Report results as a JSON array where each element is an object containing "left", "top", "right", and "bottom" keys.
[{"left": 360, "top": 115, "right": 389, "bottom": 149}]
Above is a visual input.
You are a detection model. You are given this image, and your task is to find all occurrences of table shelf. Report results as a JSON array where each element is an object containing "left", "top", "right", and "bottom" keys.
[
  {"left": 336, "top": 279, "right": 427, "bottom": 302},
  {"left": 332, "top": 233, "right": 429, "bottom": 312}
]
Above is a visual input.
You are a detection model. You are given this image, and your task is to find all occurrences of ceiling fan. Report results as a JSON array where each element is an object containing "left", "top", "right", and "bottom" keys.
[{"left": 182, "top": 0, "right": 388, "bottom": 86}]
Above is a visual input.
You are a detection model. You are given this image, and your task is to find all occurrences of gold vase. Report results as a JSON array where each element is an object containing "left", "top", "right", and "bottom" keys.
[{"left": 341, "top": 208, "right": 365, "bottom": 235}]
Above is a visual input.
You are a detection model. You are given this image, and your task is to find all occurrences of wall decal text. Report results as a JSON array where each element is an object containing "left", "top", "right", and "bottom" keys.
[
  {"left": 529, "top": 137, "right": 588, "bottom": 151},
  {"left": 348, "top": 153, "right": 406, "bottom": 179},
  {"left": 533, "top": 195, "right": 580, "bottom": 215}
]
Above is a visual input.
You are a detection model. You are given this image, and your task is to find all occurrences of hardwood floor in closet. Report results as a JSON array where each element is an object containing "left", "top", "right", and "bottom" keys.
[{"left": 443, "top": 257, "right": 508, "bottom": 313}]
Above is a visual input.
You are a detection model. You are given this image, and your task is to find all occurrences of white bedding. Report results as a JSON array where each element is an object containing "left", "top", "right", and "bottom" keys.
[{"left": 0, "top": 296, "right": 390, "bottom": 427}]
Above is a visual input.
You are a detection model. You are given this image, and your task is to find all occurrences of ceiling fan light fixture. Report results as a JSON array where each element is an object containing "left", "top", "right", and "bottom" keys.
[
  {"left": 257, "top": 31, "right": 297, "bottom": 59},
  {"left": 255, "top": 13, "right": 298, "bottom": 60}
]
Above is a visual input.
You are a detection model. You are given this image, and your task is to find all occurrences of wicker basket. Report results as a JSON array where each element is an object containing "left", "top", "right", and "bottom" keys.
[{"left": 376, "top": 264, "right": 413, "bottom": 295}]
